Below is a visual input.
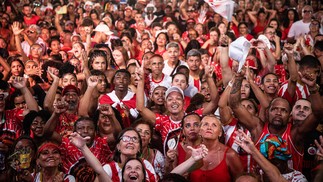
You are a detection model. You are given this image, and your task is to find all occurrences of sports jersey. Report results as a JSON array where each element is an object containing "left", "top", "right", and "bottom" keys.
[{"left": 278, "top": 81, "right": 310, "bottom": 105}]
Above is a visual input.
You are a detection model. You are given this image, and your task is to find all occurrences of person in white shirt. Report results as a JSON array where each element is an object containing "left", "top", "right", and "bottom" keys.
[
  {"left": 162, "top": 42, "right": 188, "bottom": 76},
  {"left": 287, "top": 5, "right": 313, "bottom": 42}
]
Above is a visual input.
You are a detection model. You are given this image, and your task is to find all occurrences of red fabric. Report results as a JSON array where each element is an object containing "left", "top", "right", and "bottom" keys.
[
  {"left": 193, "top": 78, "right": 200, "bottom": 91},
  {"left": 190, "top": 147, "right": 231, "bottom": 182},
  {"left": 1, "top": 108, "right": 24, "bottom": 140},
  {"left": 56, "top": 113, "right": 79, "bottom": 137},
  {"left": 253, "top": 20, "right": 268, "bottom": 35},
  {"left": 184, "top": 96, "right": 191, "bottom": 111},
  {"left": 24, "top": 15, "right": 40, "bottom": 26},
  {"left": 60, "top": 137, "right": 111, "bottom": 173},
  {"left": 254, "top": 123, "right": 303, "bottom": 172},
  {"left": 177, "top": 143, "right": 187, "bottom": 165}
]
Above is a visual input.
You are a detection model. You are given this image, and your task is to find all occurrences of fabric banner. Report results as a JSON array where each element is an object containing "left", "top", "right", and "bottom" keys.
[{"left": 204, "top": 0, "right": 235, "bottom": 21}]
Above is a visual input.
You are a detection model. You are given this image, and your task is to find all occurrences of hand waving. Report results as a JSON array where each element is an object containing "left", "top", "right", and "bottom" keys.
[{"left": 11, "top": 22, "right": 24, "bottom": 36}]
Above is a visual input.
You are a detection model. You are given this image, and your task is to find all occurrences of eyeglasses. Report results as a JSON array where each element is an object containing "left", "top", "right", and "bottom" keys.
[
  {"left": 266, "top": 31, "right": 276, "bottom": 35},
  {"left": 310, "top": 23, "right": 319, "bottom": 27},
  {"left": 121, "top": 135, "right": 139, "bottom": 143},
  {"left": 303, "top": 10, "right": 312, "bottom": 13}
]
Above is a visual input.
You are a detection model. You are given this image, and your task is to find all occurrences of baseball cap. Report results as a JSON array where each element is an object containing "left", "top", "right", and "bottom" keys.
[
  {"left": 94, "top": 24, "right": 114, "bottom": 35},
  {"left": 165, "top": 86, "right": 184, "bottom": 100},
  {"left": 65, "top": 20, "right": 74, "bottom": 26},
  {"left": 62, "top": 84, "right": 80, "bottom": 96}
]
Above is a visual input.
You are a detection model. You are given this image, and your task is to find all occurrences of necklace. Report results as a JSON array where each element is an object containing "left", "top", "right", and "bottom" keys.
[{"left": 141, "top": 147, "right": 150, "bottom": 160}]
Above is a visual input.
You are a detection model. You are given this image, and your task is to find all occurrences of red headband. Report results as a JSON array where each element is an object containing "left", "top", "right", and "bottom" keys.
[{"left": 37, "top": 142, "right": 59, "bottom": 155}]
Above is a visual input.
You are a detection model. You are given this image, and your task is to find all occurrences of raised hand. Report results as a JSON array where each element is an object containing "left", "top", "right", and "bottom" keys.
[
  {"left": 53, "top": 98, "right": 68, "bottom": 114},
  {"left": 11, "top": 22, "right": 24, "bottom": 36},
  {"left": 69, "top": 132, "right": 90, "bottom": 149},
  {"left": 187, "top": 144, "right": 208, "bottom": 161},
  {"left": 135, "top": 59, "right": 144, "bottom": 81},
  {"left": 234, "top": 129, "right": 255, "bottom": 154},
  {"left": 87, "top": 76, "right": 98, "bottom": 88},
  {"left": 47, "top": 67, "right": 59, "bottom": 82},
  {"left": 283, "top": 43, "right": 294, "bottom": 56},
  {"left": 99, "top": 104, "right": 115, "bottom": 118},
  {"left": 245, "top": 61, "right": 254, "bottom": 82},
  {"left": 204, "top": 58, "right": 214, "bottom": 78},
  {"left": 10, "top": 76, "right": 26, "bottom": 89},
  {"left": 298, "top": 71, "right": 317, "bottom": 87}
]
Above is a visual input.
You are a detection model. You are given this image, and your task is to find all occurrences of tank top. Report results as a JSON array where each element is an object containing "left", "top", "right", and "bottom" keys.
[
  {"left": 190, "top": 147, "right": 231, "bottom": 182},
  {"left": 177, "top": 143, "right": 187, "bottom": 165},
  {"left": 254, "top": 123, "right": 304, "bottom": 172}
]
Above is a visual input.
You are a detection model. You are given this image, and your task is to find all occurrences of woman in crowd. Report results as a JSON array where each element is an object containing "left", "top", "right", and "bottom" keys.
[
  {"left": 22, "top": 110, "right": 51, "bottom": 147},
  {"left": 34, "top": 142, "right": 75, "bottom": 181},
  {"left": 112, "top": 47, "right": 129, "bottom": 70},
  {"left": 154, "top": 32, "right": 169, "bottom": 56},
  {"left": 281, "top": 8, "right": 299, "bottom": 41},
  {"left": 102, "top": 128, "right": 157, "bottom": 181},
  {"left": 133, "top": 120, "right": 165, "bottom": 180},
  {"left": 89, "top": 49, "right": 108, "bottom": 73},
  {"left": 189, "top": 115, "right": 243, "bottom": 181}
]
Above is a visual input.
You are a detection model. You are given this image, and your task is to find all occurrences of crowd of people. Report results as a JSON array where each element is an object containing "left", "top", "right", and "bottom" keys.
[{"left": 0, "top": 0, "right": 323, "bottom": 181}]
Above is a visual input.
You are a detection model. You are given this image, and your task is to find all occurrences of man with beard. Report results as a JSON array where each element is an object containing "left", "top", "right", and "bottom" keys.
[
  {"left": 229, "top": 69, "right": 323, "bottom": 172},
  {"left": 44, "top": 107, "right": 112, "bottom": 180},
  {"left": 44, "top": 84, "right": 80, "bottom": 137},
  {"left": 99, "top": 69, "right": 138, "bottom": 128},
  {"left": 22, "top": 4, "right": 40, "bottom": 26}
]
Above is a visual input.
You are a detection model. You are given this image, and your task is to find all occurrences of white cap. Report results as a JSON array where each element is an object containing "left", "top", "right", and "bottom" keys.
[
  {"left": 94, "top": 24, "right": 114, "bottom": 35},
  {"left": 229, "top": 37, "right": 251, "bottom": 73},
  {"left": 84, "top": 1, "right": 93, "bottom": 6},
  {"left": 145, "top": 3, "right": 157, "bottom": 13},
  {"left": 165, "top": 86, "right": 184, "bottom": 100}
]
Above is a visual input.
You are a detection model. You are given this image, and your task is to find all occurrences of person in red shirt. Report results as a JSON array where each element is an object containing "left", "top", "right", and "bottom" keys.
[{"left": 22, "top": 4, "right": 40, "bottom": 26}]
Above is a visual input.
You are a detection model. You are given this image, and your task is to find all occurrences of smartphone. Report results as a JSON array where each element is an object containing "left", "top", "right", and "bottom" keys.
[{"left": 56, "top": 5, "right": 67, "bottom": 15}]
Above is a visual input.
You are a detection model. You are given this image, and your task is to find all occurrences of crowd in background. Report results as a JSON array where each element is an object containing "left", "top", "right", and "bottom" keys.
[{"left": 0, "top": 0, "right": 323, "bottom": 181}]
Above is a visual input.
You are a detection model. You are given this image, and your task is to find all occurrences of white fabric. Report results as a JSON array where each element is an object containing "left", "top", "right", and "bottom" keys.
[
  {"left": 162, "top": 60, "right": 188, "bottom": 76},
  {"left": 288, "top": 20, "right": 310, "bottom": 39}
]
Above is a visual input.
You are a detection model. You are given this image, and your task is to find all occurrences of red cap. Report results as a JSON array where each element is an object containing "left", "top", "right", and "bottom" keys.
[{"left": 62, "top": 85, "right": 80, "bottom": 96}]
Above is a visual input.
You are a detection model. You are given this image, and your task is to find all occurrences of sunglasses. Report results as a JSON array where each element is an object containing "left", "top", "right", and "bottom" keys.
[
  {"left": 27, "top": 30, "right": 36, "bottom": 34},
  {"left": 303, "top": 10, "right": 312, "bottom": 13}
]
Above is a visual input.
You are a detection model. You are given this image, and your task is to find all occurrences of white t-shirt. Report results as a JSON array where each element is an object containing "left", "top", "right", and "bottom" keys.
[
  {"left": 288, "top": 20, "right": 310, "bottom": 39},
  {"left": 21, "top": 37, "right": 46, "bottom": 57},
  {"left": 282, "top": 170, "right": 308, "bottom": 182},
  {"left": 162, "top": 60, "right": 188, "bottom": 76}
]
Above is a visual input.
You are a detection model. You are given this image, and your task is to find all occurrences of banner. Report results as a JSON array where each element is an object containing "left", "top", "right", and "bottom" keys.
[{"left": 204, "top": 0, "right": 235, "bottom": 21}]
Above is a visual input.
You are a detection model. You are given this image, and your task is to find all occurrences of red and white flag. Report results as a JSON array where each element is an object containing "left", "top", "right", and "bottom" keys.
[{"left": 204, "top": 0, "right": 235, "bottom": 21}]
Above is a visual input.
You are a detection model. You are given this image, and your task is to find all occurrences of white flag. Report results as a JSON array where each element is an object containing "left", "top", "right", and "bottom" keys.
[{"left": 204, "top": 0, "right": 235, "bottom": 21}]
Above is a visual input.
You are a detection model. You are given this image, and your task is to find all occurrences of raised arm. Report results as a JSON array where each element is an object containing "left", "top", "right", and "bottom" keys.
[
  {"left": 78, "top": 76, "right": 98, "bottom": 116},
  {"left": 43, "top": 68, "right": 60, "bottom": 113},
  {"left": 11, "top": 76, "right": 39, "bottom": 111},
  {"left": 11, "top": 22, "right": 28, "bottom": 61},
  {"left": 284, "top": 43, "right": 298, "bottom": 100},
  {"left": 218, "top": 84, "right": 234, "bottom": 125},
  {"left": 202, "top": 59, "right": 219, "bottom": 115},
  {"left": 228, "top": 74, "right": 262, "bottom": 138},
  {"left": 234, "top": 130, "right": 287, "bottom": 182},
  {"left": 219, "top": 46, "right": 233, "bottom": 86},
  {"left": 43, "top": 99, "right": 68, "bottom": 144},
  {"left": 247, "top": 11, "right": 258, "bottom": 25},
  {"left": 69, "top": 132, "right": 112, "bottom": 182},
  {"left": 179, "top": 0, "right": 189, "bottom": 20},
  {"left": 135, "top": 61, "right": 156, "bottom": 125}
]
